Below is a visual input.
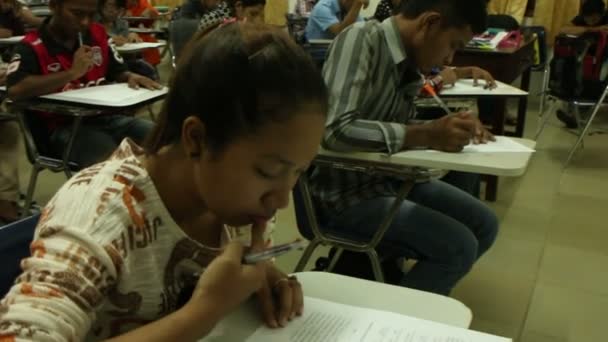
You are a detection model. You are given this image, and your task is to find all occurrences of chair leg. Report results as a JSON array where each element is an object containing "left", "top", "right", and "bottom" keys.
[
  {"left": 565, "top": 87, "right": 608, "bottom": 167},
  {"left": 293, "top": 238, "right": 322, "bottom": 273},
  {"left": 326, "top": 247, "right": 344, "bottom": 273},
  {"left": 366, "top": 249, "right": 385, "bottom": 283},
  {"left": 22, "top": 164, "right": 41, "bottom": 218},
  {"left": 534, "top": 97, "right": 557, "bottom": 140},
  {"left": 537, "top": 66, "right": 550, "bottom": 121}
]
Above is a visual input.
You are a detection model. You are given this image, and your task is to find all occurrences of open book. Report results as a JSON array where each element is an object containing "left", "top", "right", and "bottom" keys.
[{"left": 246, "top": 297, "right": 511, "bottom": 342}]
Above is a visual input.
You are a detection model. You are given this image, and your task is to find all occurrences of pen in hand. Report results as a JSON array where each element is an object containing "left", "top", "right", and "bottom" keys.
[{"left": 78, "top": 32, "right": 83, "bottom": 47}]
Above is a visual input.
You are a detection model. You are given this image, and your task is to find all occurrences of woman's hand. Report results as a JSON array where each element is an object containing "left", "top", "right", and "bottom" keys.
[
  {"left": 186, "top": 241, "right": 266, "bottom": 319},
  {"left": 256, "top": 264, "right": 304, "bottom": 328}
]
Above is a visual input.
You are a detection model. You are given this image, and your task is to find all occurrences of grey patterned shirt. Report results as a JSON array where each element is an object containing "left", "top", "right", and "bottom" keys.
[{"left": 310, "top": 17, "right": 424, "bottom": 216}]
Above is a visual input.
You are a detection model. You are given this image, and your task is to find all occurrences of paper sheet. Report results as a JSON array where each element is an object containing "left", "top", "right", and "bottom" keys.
[
  {"left": 40, "top": 83, "right": 168, "bottom": 107},
  {"left": 460, "top": 136, "right": 535, "bottom": 153},
  {"left": 115, "top": 42, "right": 166, "bottom": 52},
  {"left": 440, "top": 79, "right": 528, "bottom": 97},
  {"left": 246, "top": 297, "right": 511, "bottom": 342}
]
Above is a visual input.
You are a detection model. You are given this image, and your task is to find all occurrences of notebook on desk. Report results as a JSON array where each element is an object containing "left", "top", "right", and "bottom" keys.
[
  {"left": 244, "top": 297, "right": 511, "bottom": 342},
  {"left": 40, "top": 83, "right": 168, "bottom": 107}
]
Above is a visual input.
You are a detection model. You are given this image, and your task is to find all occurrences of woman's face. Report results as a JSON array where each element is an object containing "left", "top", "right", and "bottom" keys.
[
  {"left": 188, "top": 108, "right": 325, "bottom": 227},
  {"left": 102, "top": 0, "right": 124, "bottom": 21}
]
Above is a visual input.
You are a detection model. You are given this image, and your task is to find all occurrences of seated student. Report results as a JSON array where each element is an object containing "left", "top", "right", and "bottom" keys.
[
  {"left": 180, "top": 0, "right": 221, "bottom": 19},
  {"left": 125, "top": 0, "right": 161, "bottom": 66},
  {"left": 198, "top": 0, "right": 266, "bottom": 31},
  {"left": 0, "top": 22, "right": 328, "bottom": 340},
  {"left": 305, "top": 0, "right": 367, "bottom": 40},
  {"left": 6, "top": 0, "right": 160, "bottom": 168},
  {"left": 0, "top": 63, "right": 20, "bottom": 225},
  {"left": 0, "top": 0, "right": 43, "bottom": 38},
  {"left": 98, "top": 0, "right": 158, "bottom": 80},
  {"left": 561, "top": 0, "right": 608, "bottom": 36},
  {"left": 556, "top": 0, "right": 608, "bottom": 128},
  {"left": 310, "top": 0, "right": 498, "bottom": 296}
]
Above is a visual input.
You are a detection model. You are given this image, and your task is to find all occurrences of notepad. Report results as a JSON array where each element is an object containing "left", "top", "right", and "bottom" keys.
[
  {"left": 461, "top": 136, "right": 536, "bottom": 153},
  {"left": 246, "top": 297, "right": 511, "bottom": 342},
  {"left": 40, "top": 83, "right": 168, "bottom": 107},
  {"left": 440, "top": 79, "right": 528, "bottom": 97}
]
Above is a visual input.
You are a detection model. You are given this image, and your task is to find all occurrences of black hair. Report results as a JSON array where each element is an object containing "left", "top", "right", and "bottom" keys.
[
  {"left": 582, "top": 0, "right": 606, "bottom": 16},
  {"left": 146, "top": 22, "right": 328, "bottom": 154},
  {"left": 398, "top": 0, "right": 488, "bottom": 34}
]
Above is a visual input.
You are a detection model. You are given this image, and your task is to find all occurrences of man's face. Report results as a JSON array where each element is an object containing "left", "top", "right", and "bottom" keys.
[
  {"left": 50, "top": 0, "right": 98, "bottom": 38},
  {"left": 409, "top": 13, "right": 473, "bottom": 73}
]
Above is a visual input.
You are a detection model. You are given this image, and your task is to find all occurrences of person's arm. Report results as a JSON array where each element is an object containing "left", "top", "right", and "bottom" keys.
[
  {"left": 560, "top": 25, "right": 593, "bottom": 35},
  {"left": 322, "top": 27, "right": 412, "bottom": 154},
  {"left": 106, "top": 241, "right": 266, "bottom": 342},
  {"left": 19, "top": 7, "right": 44, "bottom": 27},
  {"left": 8, "top": 45, "right": 94, "bottom": 100},
  {"left": 324, "top": 0, "right": 368, "bottom": 36},
  {"left": 0, "top": 28, "right": 12, "bottom": 38}
]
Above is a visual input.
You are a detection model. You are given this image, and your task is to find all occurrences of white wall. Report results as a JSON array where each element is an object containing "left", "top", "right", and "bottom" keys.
[{"left": 288, "top": 0, "right": 381, "bottom": 17}]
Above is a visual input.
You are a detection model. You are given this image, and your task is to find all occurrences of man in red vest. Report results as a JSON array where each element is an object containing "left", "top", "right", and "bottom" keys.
[{"left": 6, "top": 0, "right": 161, "bottom": 167}]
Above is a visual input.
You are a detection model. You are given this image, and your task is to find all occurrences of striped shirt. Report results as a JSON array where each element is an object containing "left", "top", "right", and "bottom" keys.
[{"left": 310, "top": 17, "right": 424, "bottom": 216}]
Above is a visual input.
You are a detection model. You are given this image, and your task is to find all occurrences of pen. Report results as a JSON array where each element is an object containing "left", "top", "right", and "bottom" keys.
[
  {"left": 78, "top": 32, "right": 83, "bottom": 47},
  {"left": 243, "top": 239, "right": 307, "bottom": 264},
  {"left": 423, "top": 83, "right": 452, "bottom": 115}
]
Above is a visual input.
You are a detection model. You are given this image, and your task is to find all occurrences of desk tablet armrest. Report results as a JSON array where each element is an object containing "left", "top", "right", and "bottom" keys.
[
  {"left": 9, "top": 100, "right": 108, "bottom": 117},
  {"left": 315, "top": 150, "right": 443, "bottom": 182}
]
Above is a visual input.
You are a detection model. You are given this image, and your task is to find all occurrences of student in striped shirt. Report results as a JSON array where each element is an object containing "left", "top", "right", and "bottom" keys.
[{"left": 311, "top": 0, "right": 499, "bottom": 296}]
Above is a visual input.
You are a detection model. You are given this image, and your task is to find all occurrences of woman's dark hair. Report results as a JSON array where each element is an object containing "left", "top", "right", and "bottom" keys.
[
  {"left": 146, "top": 22, "right": 328, "bottom": 154},
  {"left": 582, "top": 0, "right": 606, "bottom": 16},
  {"left": 398, "top": 0, "right": 488, "bottom": 34}
]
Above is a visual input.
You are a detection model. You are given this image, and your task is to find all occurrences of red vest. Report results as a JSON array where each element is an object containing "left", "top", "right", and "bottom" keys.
[{"left": 23, "top": 23, "right": 110, "bottom": 92}]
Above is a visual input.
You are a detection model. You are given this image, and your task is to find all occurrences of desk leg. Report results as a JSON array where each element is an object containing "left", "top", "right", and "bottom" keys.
[
  {"left": 480, "top": 97, "right": 506, "bottom": 202},
  {"left": 516, "top": 67, "right": 532, "bottom": 137}
]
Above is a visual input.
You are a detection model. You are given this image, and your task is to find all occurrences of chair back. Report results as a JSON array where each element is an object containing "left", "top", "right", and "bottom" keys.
[
  {"left": 0, "top": 214, "right": 39, "bottom": 298},
  {"left": 292, "top": 179, "right": 315, "bottom": 240}
]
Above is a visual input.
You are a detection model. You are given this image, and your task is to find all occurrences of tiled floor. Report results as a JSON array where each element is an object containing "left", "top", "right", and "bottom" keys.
[{"left": 15, "top": 59, "right": 608, "bottom": 341}]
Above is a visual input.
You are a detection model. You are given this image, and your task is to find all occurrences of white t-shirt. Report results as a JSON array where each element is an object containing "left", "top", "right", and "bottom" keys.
[{"left": 0, "top": 139, "right": 274, "bottom": 341}]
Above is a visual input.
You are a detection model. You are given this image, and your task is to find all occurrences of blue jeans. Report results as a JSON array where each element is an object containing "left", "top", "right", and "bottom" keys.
[
  {"left": 50, "top": 115, "right": 154, "bottom": 167},
  {"left": 324, "top": 177, "right": 499, "bottom": 295}
]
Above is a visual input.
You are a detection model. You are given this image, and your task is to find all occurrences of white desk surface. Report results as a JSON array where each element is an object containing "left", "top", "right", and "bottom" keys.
[
  {"left": 39, "top": 83, "right": 168, "bottom": 107},
  {"left": 0, "top": 35, "right": 24, "bottom": 44},
  {"left": 115, "top": 41, "right": 166, "bottom": 53},
  {"left": 440, "top": 79, "right": 528, "bottom": 97},
  {"left": 200, "top": 272, "right": 472, "bottom": 341},
  {"left": 318, "top": 137, "right": 536, "bottom": 177}
]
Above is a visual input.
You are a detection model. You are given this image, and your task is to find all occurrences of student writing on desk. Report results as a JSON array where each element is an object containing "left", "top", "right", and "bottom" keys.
[
  {"left": 97, "top": 0, "right": 158, "bottom": 80},
  {"left": 0, "top": 22, "right": 327, "bottom": 341},
  {"left": 310, "top": 0, "right": 499, "bottom": 296},
  {"left": 6, "top": 0, "right": 160, "bottom": 168}
]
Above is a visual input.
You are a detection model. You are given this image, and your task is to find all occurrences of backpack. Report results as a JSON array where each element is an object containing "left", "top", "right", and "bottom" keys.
[{"left": 550, "top": 31, "right": 608, "bottom": 99}]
